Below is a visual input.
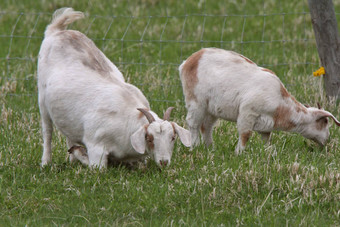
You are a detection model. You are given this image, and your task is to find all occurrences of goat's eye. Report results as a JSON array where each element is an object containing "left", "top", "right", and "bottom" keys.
[
  {"left": 171, "top": 135, "right": 176, "bottom": 141},
  {"left": 317, "top": 117, "right": 328, "bottom": 125}
]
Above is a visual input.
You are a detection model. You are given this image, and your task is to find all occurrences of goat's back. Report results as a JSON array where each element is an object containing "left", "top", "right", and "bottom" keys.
[
  {"left": 38, "top": 30, "right": 124, "bottom": 84},
  {"left": 179, "top": 48, "right": 283, "bottom": 120}
]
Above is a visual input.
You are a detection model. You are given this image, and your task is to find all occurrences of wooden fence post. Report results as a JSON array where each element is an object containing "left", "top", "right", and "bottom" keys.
[{"left": 308, "top": 0, "right": 340, "bottom": 101}]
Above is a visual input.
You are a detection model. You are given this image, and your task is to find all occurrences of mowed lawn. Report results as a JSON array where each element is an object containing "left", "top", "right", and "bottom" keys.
[{"left": 1, "top": 0, "right": 340, "bottom": 226}]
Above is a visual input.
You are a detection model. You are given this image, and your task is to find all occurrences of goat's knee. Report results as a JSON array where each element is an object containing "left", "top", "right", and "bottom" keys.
[
  {"left": 235, "top": 130, "right": 252, "bottom": 155},
  {"left": 68, "top": 146, "right": 89, "bottom": 165}
]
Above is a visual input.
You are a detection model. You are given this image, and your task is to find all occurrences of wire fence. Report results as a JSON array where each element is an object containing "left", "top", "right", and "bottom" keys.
[{"left": 1, "top": 7, "right": 338, "bottom": 104}]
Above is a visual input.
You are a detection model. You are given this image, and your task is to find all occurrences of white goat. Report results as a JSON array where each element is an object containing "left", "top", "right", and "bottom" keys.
[
  {"left": 38, "top": 8, "right": 191, "bottom": 168},
  {"left": 179, "top": 48, "right": 340, "bottom": 154}
]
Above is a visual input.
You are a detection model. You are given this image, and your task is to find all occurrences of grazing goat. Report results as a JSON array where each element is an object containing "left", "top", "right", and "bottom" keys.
[
  {"left": 38, "top": 8, "right": 191, "bottom": 168},
  {"left": 179, "top": 48, "right": 340, "bottom": 154}
]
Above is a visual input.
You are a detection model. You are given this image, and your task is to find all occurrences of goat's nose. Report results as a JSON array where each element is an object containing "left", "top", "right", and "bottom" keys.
[{"left": 159, "top": 160, "right": 168, "bottom": 167}]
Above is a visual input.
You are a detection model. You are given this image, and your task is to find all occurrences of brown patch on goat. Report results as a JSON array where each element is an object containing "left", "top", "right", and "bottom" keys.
[
  {"left": 273, "top": 105, "right": 296, "bottom": 130},
  {"left": 68, "top": 146, "right": 87, "bottom": 156},
  {"left": 280, "top": 84, "right": 290, "bottom": 98},
  {"left": 238, "top": 54, "right": 255, "bottom": 65},
  {"left": 146, "top": 133, "right": 154, "bottom": 150},
  {"left": 68, "top": 145, "right": 80, "bottom": 154},
  {"left": 241, "top": 131, "right": 252, "bottom": 147},
  {"left": 293, "top": 100, "right": 308, "bottom": 114},
  {"left": 200, "top": 124, "right": 205, "bottom": 134},
  {"left": 143, "top": 124, "right": 154, "bottom": 150},
  {"left": 57, "top": 30, "right": 113, "bottom": 76},
  {"left": 261, "top": 68, "right": 276, "bottom": 75},
  {"left": 181, "top": 49, "right": 205, "bottom": 101},
  {"left": 280, "top": 84, "right": 307, "bottom": 114}
]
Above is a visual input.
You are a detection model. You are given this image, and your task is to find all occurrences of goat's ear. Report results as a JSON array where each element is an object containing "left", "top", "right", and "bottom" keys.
[
  {"left": 315, "top": 110, "right": 340, "bottom": 126},
  {"left": 172, "top": 122, "right": 191, "bottom": 147},
  {"left": 131, "top": 127, "right": 146, "bottom": 154}
]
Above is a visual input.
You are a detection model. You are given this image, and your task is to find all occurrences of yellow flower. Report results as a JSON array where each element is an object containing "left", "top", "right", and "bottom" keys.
[{"left": 313, "top": 67, "right": 325, "bottom": 77}]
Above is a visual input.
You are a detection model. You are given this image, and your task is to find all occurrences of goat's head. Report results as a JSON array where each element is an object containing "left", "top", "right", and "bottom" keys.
[
  {"left": 299, "top": 106, "right": 340, "bottom": 146},
  {"left": 130, "top": 107, "right": 191, "bottom": 167}
]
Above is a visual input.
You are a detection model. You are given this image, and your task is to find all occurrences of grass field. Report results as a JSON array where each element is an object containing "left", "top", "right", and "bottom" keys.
[{"left": 1, "top": 0, "right": 340, "bottom": 226}]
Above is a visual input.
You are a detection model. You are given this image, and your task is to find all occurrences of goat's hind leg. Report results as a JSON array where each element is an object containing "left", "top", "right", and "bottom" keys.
[
  {"left": 41, "top": 111, "right": 53, "bottom": 166},
  {"left": 185, "top": 103, "right": 206, "bottom": 148}
]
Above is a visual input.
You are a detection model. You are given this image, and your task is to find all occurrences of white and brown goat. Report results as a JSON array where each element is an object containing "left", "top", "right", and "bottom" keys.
[
  {"left": 38, "top": 8, "right": 191, "bottom": 168},
  {"left": 179, "top": 48, "right": 340, "bottom": 154}
]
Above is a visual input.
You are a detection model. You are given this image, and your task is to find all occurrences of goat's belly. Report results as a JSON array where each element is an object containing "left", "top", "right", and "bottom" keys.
[
  {"left": 53, "top": 118, "right": 84, "bottom": 142},
  {"left": 209, "top": 104, "right": 238, "bottom": 122},
  {"left": 47, "top": 102, "right": 85, "bottom": 142},
  {"left": 108, "top": 149, "right": 147, "bottom": 162}
]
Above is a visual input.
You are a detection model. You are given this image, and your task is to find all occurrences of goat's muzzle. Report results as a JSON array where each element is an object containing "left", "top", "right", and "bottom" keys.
[{"left": 159, "top": 160, "right": 169, "bottom": 167}]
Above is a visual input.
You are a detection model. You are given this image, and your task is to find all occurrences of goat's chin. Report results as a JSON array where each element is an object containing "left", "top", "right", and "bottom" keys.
[
  {"left": 154, "top": 159, "right": 170, "bottom": 168},
  {"left": 310, "top": 138, "right": 325, "bottom": 147}
]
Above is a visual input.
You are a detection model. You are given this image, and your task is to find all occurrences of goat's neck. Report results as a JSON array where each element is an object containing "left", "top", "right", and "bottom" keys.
[
  {"left": 274, "top": 95, "right": 308, "bottom": 133},
  {"left": 283, "top": 98, "right": 309, "bottom": 133}
]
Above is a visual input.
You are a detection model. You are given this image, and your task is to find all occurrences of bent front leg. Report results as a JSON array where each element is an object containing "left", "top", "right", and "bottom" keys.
[
  {"left": 68, "top": 145, "right": 89, "bottom": 166},
  {"left": 86, "top": 144, "right": 108, "bottom": 169}
]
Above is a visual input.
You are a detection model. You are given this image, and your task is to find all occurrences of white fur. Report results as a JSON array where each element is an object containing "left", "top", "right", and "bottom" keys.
[
  {"left": 38, "top": 8, "right": 191, "bottom": 168},
  {"left": 179, "top": 48, "right": 339, "bottom": 154}
]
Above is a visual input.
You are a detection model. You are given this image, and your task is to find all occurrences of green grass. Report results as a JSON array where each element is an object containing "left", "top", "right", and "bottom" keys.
[{"left": 1, "top": 0, "right": 340, "bottom": 226}]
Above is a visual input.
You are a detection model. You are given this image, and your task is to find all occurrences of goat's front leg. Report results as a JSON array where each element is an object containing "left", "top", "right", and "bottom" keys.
[
  {"left": 86, "top": 144, "right": 108, "bottom": 168},
  {"left": 201, "top": 113, "right": 217, "bottom": 147},
  {"left": 235, "top": 113, "right": 257, "bottom": 155},
  {"left": 235, "top": 130, "right": 252, "bottom": 155}
]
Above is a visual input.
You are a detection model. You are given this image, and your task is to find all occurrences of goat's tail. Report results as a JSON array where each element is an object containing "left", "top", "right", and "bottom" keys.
[{"left": 45, "top": 8, "right": 84, "bottom": 37}]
